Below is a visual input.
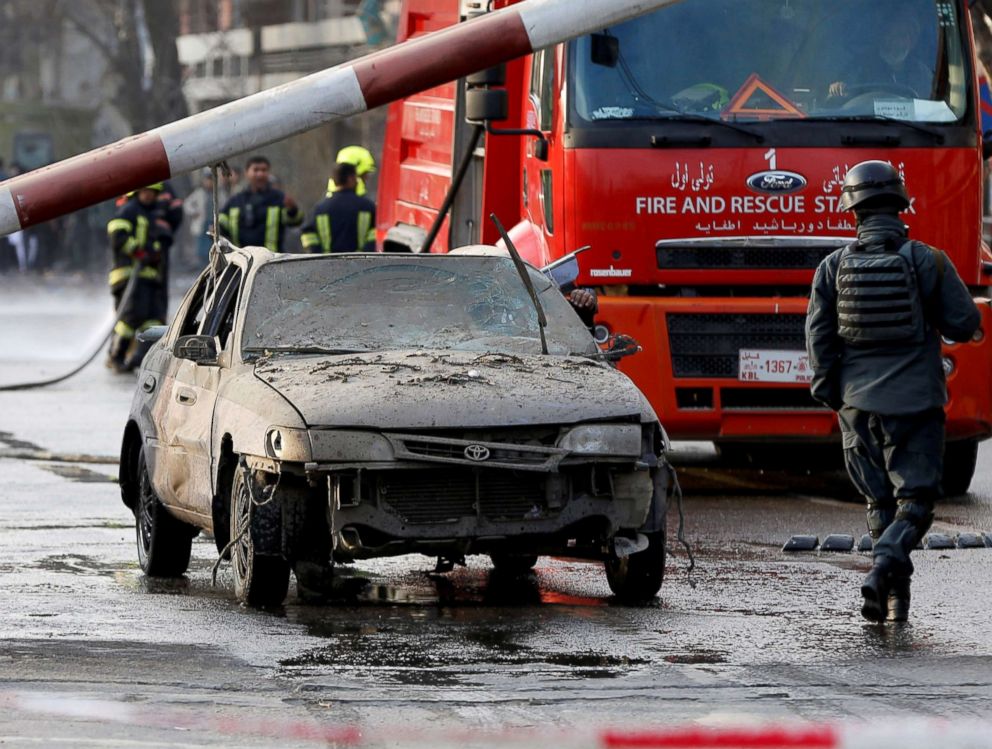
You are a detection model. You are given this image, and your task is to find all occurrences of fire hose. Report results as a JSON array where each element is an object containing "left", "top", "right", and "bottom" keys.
[{"left": 0, "top": 267, "right": 143, "bottom": 392}]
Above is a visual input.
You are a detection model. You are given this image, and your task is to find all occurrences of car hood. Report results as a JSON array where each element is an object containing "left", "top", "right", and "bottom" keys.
[{"left": 253, "top": 349, "right": 644, "bottom": 429}]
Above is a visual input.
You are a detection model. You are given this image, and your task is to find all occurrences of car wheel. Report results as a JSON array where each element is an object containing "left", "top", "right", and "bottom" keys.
[
  {"left": 489, "top": 553, "right": 538, "bottom": 575},
  {"left": 230, "top": 465, "right": 290, "bottom": 607},
  {"left": 135, "top": 449, "right": 194, "bottom": 577},
  {"left": 604, "top": 531, "right": 665, "bottom": 604},
  {"left": 943, "top": 438, "right": 979, "bottom": 497}
]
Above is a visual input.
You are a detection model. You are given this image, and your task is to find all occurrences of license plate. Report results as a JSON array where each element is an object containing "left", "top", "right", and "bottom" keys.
[{"left": 738, "top": 349, "right": 812, "bottom": 384}]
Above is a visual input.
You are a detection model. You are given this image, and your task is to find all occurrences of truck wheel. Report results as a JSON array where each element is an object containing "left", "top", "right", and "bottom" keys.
[
  {"left": 604, "top": 531, "right": 665, "bottom": 604},
  {"left": 943, "top": 438, "right": 979, "bottom": 497},
  {"left": 489, "top": 553, "right": 538, "bottom": 575},
  {"left": 136, "top": 449, "right": 195, "bottom": 577},
  {"left": 230, "top": 465, "right": 290, "bottom": 607}
]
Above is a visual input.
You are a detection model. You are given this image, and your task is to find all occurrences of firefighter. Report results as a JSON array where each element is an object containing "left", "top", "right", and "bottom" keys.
[
  {"left": 805, "top": 161, "right": 980, "bottom": 622},
  {"left": 302, "top": 162, "right": 377, "bottom": 253},
  {"left": 106, "top": 184, "right": 173, "bottom": 372},
  {"left": 218, "top": 155, "right": 302, "bottom": 252},
  {"left": 330, "top": 145, "right": 376, "bottom": 197}
]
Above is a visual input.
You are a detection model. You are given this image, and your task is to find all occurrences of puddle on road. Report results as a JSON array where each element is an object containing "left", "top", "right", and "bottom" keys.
[
  {"left": 30, "top": 553, "right": 124, "bottom": 578},
  {"left": 38, "top": 463, "right": 118, "bottom": 483}
]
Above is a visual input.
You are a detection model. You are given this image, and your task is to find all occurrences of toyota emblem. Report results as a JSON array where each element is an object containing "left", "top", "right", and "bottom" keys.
[{"left": 464, "top": 444, "right": 491, "bottom": 462}]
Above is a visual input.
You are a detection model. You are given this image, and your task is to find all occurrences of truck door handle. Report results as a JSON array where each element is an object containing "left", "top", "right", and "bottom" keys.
[
  {"left": 141, "top": 376, "right": 156, "bottom": 393},
  {"left": 176, "top": 388, "right": 197, "bottom": 406}
]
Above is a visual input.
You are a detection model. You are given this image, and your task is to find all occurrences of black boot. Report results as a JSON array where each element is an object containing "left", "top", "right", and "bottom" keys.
[
  {"left": 860, "top": 561, "right": 892, "bottom": 622},
  {"left": 886, "top": 576, "right": 911, "bottom": 622},
  {"left": 106, "top": 335, "right": 130, "bottom": 373}
]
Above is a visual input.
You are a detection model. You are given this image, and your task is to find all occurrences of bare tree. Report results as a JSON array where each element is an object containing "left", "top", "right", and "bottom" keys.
[{"left": 57, "top": 0, "right": 188, "bottom": 133}]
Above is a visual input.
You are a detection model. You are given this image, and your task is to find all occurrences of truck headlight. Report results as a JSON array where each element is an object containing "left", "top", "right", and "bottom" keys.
[
  {"left": 559, "top": 424, "right": 641, "bottom": 456},
  {"left": 265, "top": 427, "right": 311, "bottom": 461}
]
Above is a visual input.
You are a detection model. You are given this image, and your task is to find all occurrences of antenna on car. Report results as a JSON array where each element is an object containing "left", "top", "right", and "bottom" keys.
[{"left": 490, "top": 213, "right": 549, "bottom": 355}]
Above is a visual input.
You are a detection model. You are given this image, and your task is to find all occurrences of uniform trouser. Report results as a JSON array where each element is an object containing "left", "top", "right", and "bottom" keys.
[
  {"left": 838, "top": 406, "right": 943, "bottom": 576},
  {"left": 110, "top": 278, "right": 166, "bottom": 363}
]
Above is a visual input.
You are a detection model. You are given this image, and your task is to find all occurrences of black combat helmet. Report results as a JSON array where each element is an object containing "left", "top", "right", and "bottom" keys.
[{"left": 839, "top": 160, "right": 910, "bottom": 213}]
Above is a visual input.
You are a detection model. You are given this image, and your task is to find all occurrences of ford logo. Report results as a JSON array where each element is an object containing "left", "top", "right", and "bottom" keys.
[
  {"left": 464, "top": 444, "right": 491, "bottom": 462},
  {"left": 746, "top": 170, "right": 807, "bottom": 195}
]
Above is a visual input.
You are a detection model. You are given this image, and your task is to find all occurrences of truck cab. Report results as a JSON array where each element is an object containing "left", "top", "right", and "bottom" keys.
[{"left": 378, "top": 0, "right": 992, "bottom": 491}]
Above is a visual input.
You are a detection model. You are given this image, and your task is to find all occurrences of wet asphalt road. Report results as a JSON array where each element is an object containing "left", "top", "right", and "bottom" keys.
[{"left": 1, "top": 279, "right": 991, "bottom": 747}]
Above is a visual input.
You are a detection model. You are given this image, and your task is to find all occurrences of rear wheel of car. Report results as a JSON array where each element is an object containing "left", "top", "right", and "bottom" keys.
[
  {"left": 136, "top": 449, "right": 194, "bottom": 577},
  {"left": 604, "top": 531, "right": 665, "bottom": 604},
  {"left": 230, "top": 465, "right": 290, "bottom": 607},
  {"left": 943, "top": 438, "right": 979, "bottom": 497},
  {"left": 489, "top": 553, "right": 538, "bottom": 575}
]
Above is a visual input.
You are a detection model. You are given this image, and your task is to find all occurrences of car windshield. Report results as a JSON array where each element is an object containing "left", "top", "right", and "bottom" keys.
[
  {"left": 241, "top": 255, "right": 598, "bottom": 357},
  {"left": 572, "top": 0, "right": 968, "bottom": 125}
]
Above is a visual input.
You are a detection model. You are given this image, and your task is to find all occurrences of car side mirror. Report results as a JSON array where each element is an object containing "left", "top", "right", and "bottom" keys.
[
  {"left": 601, "top": 334, "right": 641, "bottom": 362},
  {"left": 983, "top": 131, "right": 992, "bottom": 161},
  {"left": 175, "top": 335, "right": 219, "bottom": 365},
  {"left": 136, "top": 325, "right": 168, "bottom": 344}
]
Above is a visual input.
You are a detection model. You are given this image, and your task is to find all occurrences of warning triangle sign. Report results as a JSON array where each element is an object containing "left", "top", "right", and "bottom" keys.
[{"left": 723, "top": 73, "right": 805, "bottom": 120}]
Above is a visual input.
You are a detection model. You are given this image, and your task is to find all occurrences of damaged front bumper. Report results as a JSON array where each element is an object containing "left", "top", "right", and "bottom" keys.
[{"left": 252, "top": 424, "right": 667, "bottom": 562}]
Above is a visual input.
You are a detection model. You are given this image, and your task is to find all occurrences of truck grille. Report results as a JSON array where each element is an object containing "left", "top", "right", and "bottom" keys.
[
  {"left": 667, "top": 313, "right": 807, "bottom": 378},
  {"left": 379, "top": 470, "right": 547, "bottom": 524},
  {"left": 658, "top": 244, "right": 835, "bottom": 270}
]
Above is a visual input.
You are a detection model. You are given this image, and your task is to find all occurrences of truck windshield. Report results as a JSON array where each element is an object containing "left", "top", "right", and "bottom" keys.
[
  {"left": 572, "top": 0, "right": 968, "bottom": 125},
  {"left": 242, "top": 255, "right": 598, "bottom": 357}
]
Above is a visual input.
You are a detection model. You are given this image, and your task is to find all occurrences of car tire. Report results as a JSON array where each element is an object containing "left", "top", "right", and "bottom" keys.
[
  {"left": 604, "top": 531, "right": 665, "bottom": 604},
  {"left": 489, "top": 553, "right": 538, "bottom": 575},
  {"left": 135, "top": 449, "right": 194, "bottom": 577},
  {"left": 230, "top": 465, "right": 290, "bottom": 607},
  {"left": 943, "top": 438, "right": 979, "bottom": 497}
]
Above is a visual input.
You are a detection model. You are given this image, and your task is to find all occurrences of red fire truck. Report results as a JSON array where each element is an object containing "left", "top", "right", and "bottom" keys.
[{"left": 377, "top": 0, "right": 992, "bottom": 493}]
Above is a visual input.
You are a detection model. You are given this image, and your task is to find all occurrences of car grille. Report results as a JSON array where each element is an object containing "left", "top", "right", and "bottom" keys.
[
  {"left": 386, "top": 432, "right": 567, "bottom": 471},
  {"left": 378, "top": 470, "right": 547, "bottom": 524},
  {"left": 658, "top": 244, "right": 836, "bottom": 270},
  {"left": 667, "top": 313, "right": 807, "bottom": 378}
]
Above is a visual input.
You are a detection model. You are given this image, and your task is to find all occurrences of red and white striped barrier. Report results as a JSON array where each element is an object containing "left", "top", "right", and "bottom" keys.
[
  {"left": 2, "top": 691, "right": 990, "bottom": 749},
  {"left": 0, "top": 0, "right": 675, "bottom": 237}
]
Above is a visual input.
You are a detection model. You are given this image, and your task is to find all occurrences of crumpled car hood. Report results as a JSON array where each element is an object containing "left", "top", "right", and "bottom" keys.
[{"left": 253, "top": 350, "right": 644, "bottom": 429}]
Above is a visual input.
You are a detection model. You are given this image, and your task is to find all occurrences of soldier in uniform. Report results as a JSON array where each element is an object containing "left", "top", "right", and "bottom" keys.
[{"left": 806, "top": 161, "right": 980, "bottom": 622}]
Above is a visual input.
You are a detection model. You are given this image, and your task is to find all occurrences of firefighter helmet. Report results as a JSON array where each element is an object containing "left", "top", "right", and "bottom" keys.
[
  {"left": 126, "top": 183, "right": 166, "bottom": 198},
  {"left": 839, "top": 161, "right": 910, "bottom": 213}
]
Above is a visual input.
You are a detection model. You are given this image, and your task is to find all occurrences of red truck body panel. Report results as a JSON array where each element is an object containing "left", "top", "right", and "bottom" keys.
[{"left": 378, "top": 0, "right": 992, "bottom": 445}]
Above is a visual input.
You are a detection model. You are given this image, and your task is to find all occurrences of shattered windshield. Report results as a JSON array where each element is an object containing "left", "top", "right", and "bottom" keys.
[
  {"left": 572, "top": 0, "right": 968, "bottom": 125},
  {"left": 241, "top": 255, "right": 598, "bottom": 357}
]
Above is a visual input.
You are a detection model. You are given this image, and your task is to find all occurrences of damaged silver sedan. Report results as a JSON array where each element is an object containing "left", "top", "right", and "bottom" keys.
[{"left": 119, "top": 246, "right": 673, "bottom": 606}]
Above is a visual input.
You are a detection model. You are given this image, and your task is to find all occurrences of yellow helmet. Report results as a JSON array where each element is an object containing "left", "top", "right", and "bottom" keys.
[
  {"left": 126, "top": 182, "right": 165, "bottom": 198},
  {"left": 336, "top": 146, "right": 376, "bottom": 175},
  {"left": 330, "top": 146, "right": 376, "bottom": 196}
]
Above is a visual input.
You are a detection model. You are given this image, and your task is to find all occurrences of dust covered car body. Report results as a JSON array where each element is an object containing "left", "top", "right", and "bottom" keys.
[{"left": 119, "top": 246, "right": 672, "bottom": 605}]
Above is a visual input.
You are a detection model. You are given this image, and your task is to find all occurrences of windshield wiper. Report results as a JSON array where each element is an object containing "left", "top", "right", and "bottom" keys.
[
  {"left": 640, "top": 112, "right": 764, "bottom": 143},
  {"left": 809, "top": 115, "right": 945, "bottom": 142},
  {"left": 490, "top": 213, "right": 549, "bottom": 356},
  {"left": 245, "top": 346, "right": 369, "bottom": 356}
]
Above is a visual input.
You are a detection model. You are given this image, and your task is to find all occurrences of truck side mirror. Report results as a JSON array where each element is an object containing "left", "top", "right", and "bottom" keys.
[
  {"left": 466, "top": 64, "right": 506, "bottom": 88},
  {"left": 466, "top": 88, "right": 509, "bottom": 122},
  {"left": 591, "top": 33, "right": 620, "bottom": 68},
  {"left": 175, "top": 335, "right": 219, "bottom": 365}
]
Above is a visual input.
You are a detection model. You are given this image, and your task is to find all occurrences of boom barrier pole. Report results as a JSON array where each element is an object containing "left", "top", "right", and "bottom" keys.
[{"left": 0, "top": 0, "right": 677, "bottom": 237}]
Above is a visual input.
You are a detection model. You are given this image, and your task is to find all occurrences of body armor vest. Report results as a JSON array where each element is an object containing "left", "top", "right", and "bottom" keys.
[{"left": 836, "top": 240, "right": 925, "bottom": 345}]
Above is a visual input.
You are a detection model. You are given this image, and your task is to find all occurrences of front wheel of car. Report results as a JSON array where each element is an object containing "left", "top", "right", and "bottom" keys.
[
  {"left": 136, "top": 449, "right": 195, "bottom": 577},
  {"left": 230, "top": 465, "right": 290, "bottom": 607},
  {"left": 604, "top": 531, "right": 665, "bottom": 604}
]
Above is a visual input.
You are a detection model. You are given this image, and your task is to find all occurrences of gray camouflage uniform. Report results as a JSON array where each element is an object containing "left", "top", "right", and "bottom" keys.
[{"left": 806, "top": 213, "right": 979, "bottom": 574}]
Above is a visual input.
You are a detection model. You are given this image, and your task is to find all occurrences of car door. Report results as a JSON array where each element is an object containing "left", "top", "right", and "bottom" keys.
[{"left": 162, "top": 266, "right": 243, "bottom": 516}]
